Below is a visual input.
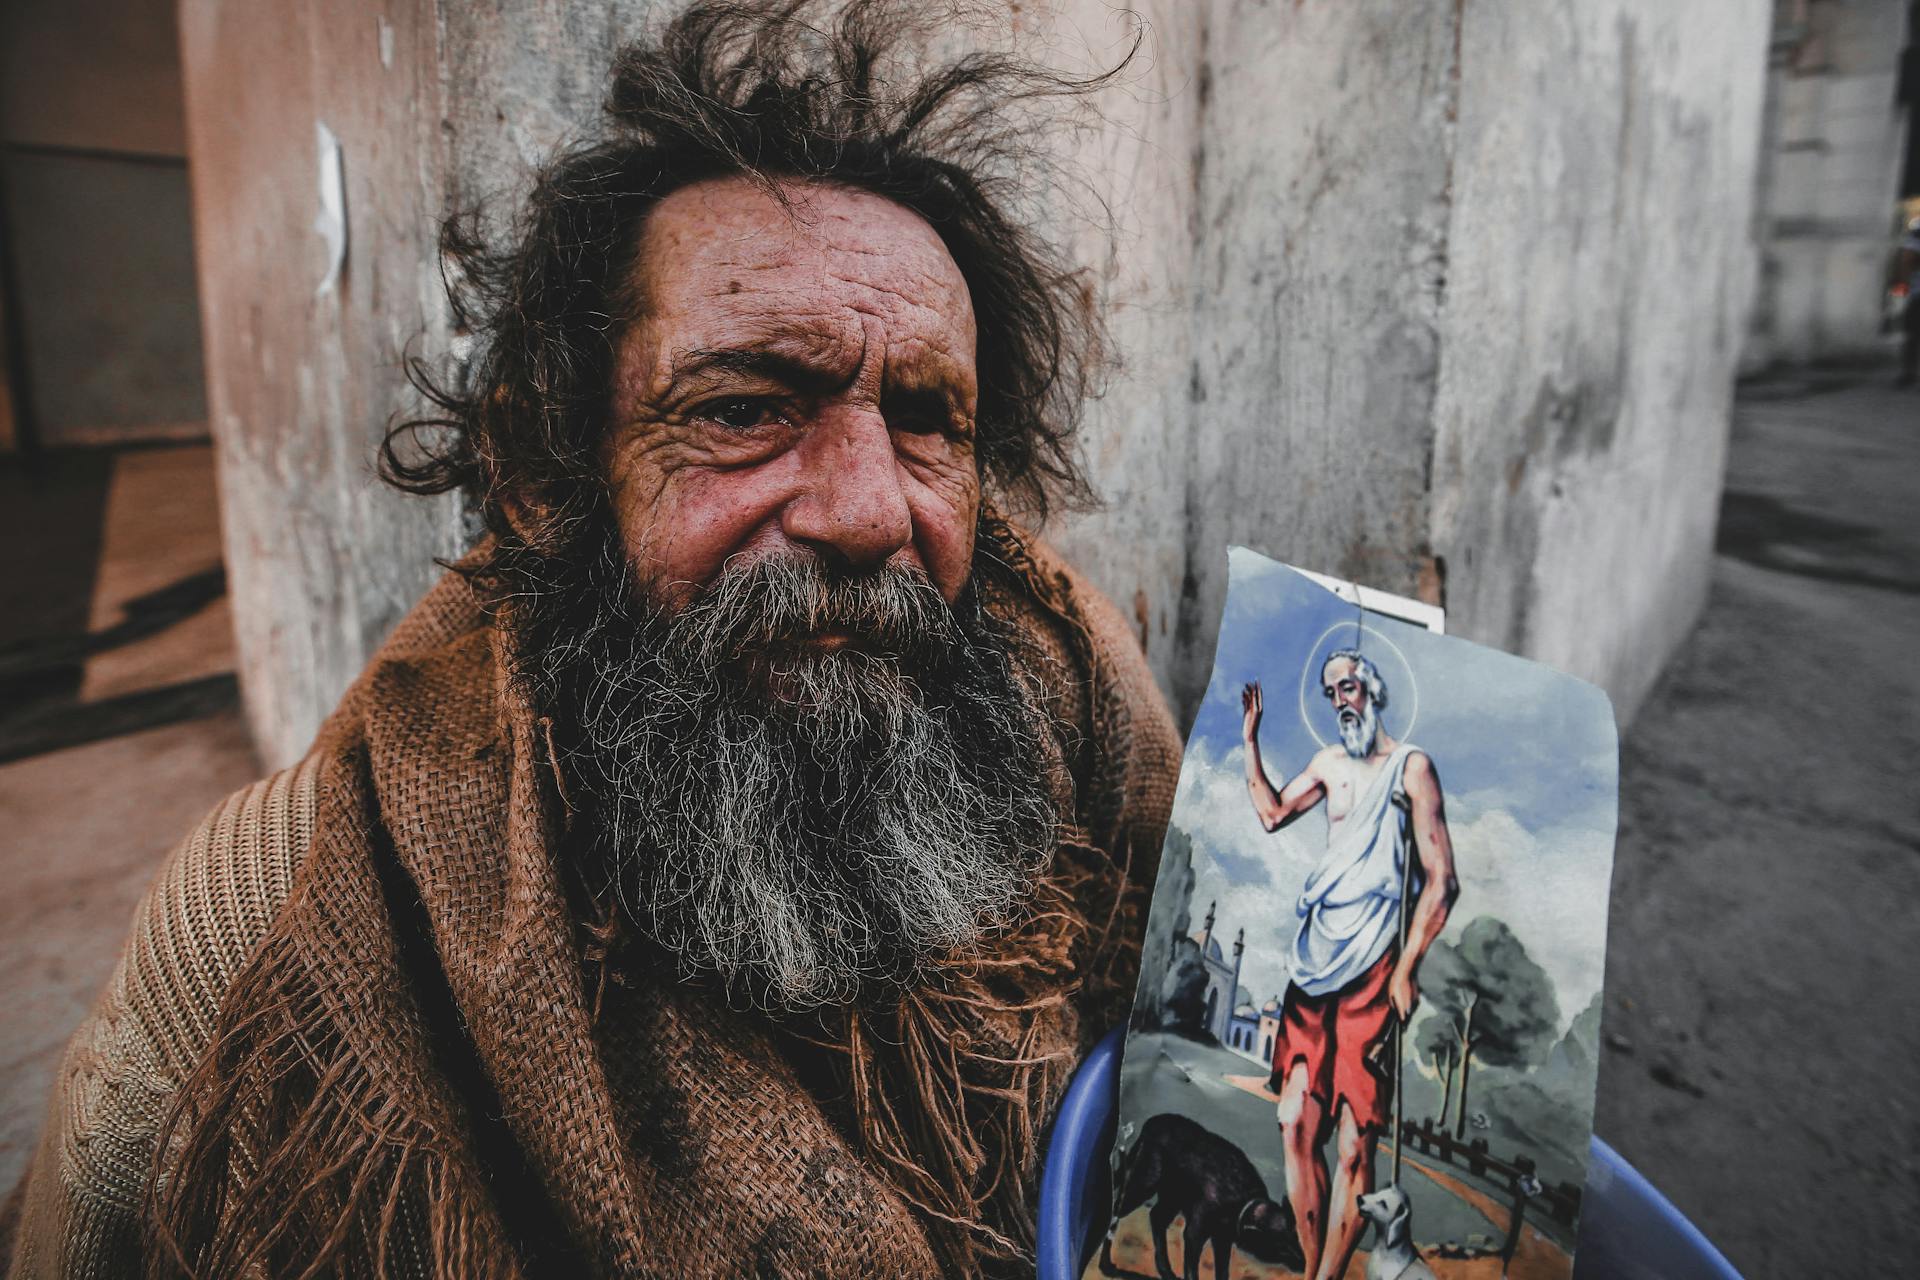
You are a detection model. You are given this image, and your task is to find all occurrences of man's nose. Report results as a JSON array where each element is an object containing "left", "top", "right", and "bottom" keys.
[{"left": 780, "top": 408, "right": 914, "bottom": 572}]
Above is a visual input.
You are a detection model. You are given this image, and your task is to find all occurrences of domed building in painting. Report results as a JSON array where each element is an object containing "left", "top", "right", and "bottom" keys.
[
  {"left": 1191, "top": 901, "right": 1250, "bottom": 1049},
  {"left": 1255, "top": 995, "right": 1285, "bottom": 1066}
]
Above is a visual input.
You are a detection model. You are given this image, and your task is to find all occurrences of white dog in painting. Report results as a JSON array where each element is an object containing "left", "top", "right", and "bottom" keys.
[{"left": 1357, "top": 1184, "right": 1436, "bottom": 1280}]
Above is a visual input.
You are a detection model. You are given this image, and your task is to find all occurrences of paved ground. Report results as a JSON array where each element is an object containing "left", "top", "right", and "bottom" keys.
[
  {"left": 1, "top": 384, "right": 1914, "bottom": 1273},
  {"left": 0, "top": 446, "right": 256, "bottom": 1192},
  {"left": 1592, "top": 379, "right": 1919, "bottom": 1277}
]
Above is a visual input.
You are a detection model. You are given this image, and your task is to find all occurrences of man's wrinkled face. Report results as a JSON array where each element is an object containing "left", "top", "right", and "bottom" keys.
[
  {"left": 604, "top": 176, "right": 981, "bottom": 617},
  {"left": 520, "top": 179, "right": 1055, "bottom": 1009}
]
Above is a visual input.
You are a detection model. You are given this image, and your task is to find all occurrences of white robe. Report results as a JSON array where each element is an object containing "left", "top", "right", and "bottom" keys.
[{"left": 1288, "top": 743, "right": 1420, "bottom": 998}]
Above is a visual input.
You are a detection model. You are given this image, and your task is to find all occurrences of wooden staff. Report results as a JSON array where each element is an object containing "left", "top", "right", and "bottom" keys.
[{"left": 1392, "top": 785, "right": 1414, "bottom": 1187}]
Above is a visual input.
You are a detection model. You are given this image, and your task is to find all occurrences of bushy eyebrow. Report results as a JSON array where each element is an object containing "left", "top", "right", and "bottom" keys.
[
  {"left": 670, "top": 346, "right": 849, "bottom": 395},
  {"left": 670, "top": 344, "right": 971, "bottom": 419},
  {"left": 883, "top": 384, "right": 968, "bottom": 425}
]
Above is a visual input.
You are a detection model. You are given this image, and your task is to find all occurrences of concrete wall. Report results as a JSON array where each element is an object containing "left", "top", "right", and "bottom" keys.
[
  {"left": 179, "top": 0, "right": 466, "bottom": 765},
  {"left": 1062, "top": 0, "right": 1769, "bottom": 721},
  {"left": 1149, "top": 1, "right": 1461, "bottom": 719},
  {"left": 1429, "top": 1, "right": 1769, "bottom": 713},
  {"left": 1745, "top": 0, "right": 1913, "bottom": 367},
  {"left": 181, "top": 0, "right": 1771, "bottom": 768}
]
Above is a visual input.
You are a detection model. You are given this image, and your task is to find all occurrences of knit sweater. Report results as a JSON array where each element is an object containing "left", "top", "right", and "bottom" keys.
[{"left": 8, "top": 759, "right": 320, "bottom": 1279}]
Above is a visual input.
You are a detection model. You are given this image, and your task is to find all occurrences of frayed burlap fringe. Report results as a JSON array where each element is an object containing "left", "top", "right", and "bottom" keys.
[
  {"left": 147, "top": 747, "right": 522, "bottom": 1280},
  {"left": 144, "top": 530, "right": 1175, "bottom": 1279},
  {"left": 788, "top": 834, "right": 1141, "bottom": 1276}
]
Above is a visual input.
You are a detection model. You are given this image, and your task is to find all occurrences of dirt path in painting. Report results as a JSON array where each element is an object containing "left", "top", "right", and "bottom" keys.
[
  {"left": 1095, "top": 1154, "right": 1569, "bottom": 1280},
  {"left": 1094, "top": 1077, "right": 1570, "bottom": 1280}
]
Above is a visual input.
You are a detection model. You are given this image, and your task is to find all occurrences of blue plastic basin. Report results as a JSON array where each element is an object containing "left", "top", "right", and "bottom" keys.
[{"left": 1037, "top": 1027, "right": 1743, "bottom": 1280}]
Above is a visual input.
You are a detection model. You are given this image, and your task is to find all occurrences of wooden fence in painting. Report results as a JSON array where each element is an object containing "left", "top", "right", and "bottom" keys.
[{"left": 1398, "top": 1117, "right": 1584, "bottom": 1230}]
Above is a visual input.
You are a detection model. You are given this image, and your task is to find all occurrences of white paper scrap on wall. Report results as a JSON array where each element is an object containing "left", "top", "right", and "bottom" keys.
[{"left": 313, "top": 121, "right": 347, "bottom": 299}]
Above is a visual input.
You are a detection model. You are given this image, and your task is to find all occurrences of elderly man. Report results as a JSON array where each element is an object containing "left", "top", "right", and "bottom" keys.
[
  {"left": 1240, "top": 652, "right": 1458, "bottom": 1280},
  {"left": 4, "top": 5, "right": 1178, "bottom": 1278}
]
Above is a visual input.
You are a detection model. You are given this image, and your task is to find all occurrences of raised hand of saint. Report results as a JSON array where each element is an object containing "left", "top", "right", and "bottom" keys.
[{"left": 1241, "top": 680, "right": 1264, "bottom": 744}]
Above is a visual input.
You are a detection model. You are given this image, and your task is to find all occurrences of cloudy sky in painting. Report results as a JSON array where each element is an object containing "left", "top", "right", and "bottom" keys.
[{"left": 1164, "top": 549, "right": 1619, "bottom": 1033}]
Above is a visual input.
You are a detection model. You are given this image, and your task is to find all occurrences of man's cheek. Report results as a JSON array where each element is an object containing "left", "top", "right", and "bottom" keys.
[
  {"left": 625, "top": 468, "right": 791, "bottom": 593},
  {"left": 903, "top": 462, "right": 980, "bottom": 600}
]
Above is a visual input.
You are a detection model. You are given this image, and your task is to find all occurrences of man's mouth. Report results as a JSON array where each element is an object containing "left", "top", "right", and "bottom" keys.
[
  {"left": 740, "top": 628, "right": 890, "bottom": 676},
  {"left": 761, "top": 627, "right": 868, "bottom": 658}
]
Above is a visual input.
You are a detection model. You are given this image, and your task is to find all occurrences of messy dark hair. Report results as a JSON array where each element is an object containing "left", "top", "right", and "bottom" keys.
[{"left": 382, "top": 0, "right": 1126, "bottom": 559}]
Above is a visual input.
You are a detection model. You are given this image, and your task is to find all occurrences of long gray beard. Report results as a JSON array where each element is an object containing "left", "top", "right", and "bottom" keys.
[
  {"left": 520, "top": 539, "right": 1060, "bottom": 1010},
  {"left": 1338, "top": 703, "right": 1380, "bottom": 759}
]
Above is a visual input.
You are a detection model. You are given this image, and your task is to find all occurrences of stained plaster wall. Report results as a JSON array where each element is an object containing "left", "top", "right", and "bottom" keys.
[
  {"left": 1428, "top": 1, "right": 1770, "bottom": 717},
  {"left": 181, "top": 0, "right": 1769, "bottom": 768}
]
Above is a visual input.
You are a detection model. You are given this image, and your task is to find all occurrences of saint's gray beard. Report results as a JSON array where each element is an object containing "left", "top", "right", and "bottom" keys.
[
  {"left": 524, "top": 544, "right": 1060, "bottom": 1010},
  {"left": 1338, "top": 702, "right": 1380, "bottom": 759}
]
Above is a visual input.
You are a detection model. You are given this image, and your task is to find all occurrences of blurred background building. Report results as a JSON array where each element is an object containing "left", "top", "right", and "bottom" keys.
[
  {"left": 1746, "top": 0, "right": 1920, "bottom": 366},
  {"left": 2, "top": 0, "right": 1915, "bottom": 1275}
]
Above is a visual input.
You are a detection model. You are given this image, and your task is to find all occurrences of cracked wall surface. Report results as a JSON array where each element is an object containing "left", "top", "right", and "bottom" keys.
[{"left": 182, "top": 0, "right": 1770, "bottom": 764}]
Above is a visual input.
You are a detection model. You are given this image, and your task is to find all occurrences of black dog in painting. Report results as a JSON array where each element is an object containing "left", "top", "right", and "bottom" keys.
[{"left": 1098, "top": 1112, "right": 1305, "bottom": 1280}]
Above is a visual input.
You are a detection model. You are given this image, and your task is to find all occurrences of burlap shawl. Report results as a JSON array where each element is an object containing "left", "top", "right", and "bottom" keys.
[{"left": 147, "top": 532, "right": 1179, "bottom": 1279}]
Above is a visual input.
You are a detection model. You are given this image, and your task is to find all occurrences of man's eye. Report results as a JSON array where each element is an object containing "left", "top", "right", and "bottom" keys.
[
  {"left": 698, "top": 397, "right": 783, "bottom": 430},
  {"left": 888, "top": 413, "right": 946, "bottom": 437}
]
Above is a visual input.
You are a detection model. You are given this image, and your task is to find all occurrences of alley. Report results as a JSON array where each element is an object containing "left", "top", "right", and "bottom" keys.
[{"left": 1593, "top": 380, "right": 1919, "bottom": 1278}]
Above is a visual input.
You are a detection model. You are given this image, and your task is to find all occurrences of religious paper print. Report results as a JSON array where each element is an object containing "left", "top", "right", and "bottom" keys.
[{"left": 1089, "top": 549, "right": 1618, "bottom": 1280}]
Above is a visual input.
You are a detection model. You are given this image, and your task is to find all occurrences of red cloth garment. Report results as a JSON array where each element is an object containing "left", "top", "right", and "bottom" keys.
[{"left": 1268, "top": 947, "right": 1397, "bottom": 1134}]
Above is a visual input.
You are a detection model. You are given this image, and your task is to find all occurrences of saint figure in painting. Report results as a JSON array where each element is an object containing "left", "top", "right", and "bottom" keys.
[{"left": 1239, "top": 649, "right": 1459, "bottom": 1280}]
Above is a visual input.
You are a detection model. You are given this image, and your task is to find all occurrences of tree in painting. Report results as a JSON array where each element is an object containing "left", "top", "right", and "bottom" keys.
[
  {"left": 1422, "top": 916, "right": 1561, "bottom": 1138},
  {"left": 1417, "top": 1012, "right": 1463, "bottom": 1128}
]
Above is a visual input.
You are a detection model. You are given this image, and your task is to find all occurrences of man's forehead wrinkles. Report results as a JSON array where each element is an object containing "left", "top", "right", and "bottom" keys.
[
  {"left": 818, "top": 275, "right": 976, "bottom": 361},
  {"left": 817, "top": 239, "right": 908, "bottom": 260},
  {"left": 683, "top": 218, "right": 920, "bottom": 273},
  {"left": 628, "top": 179, "right": 976, "bottom": 416},
  {"left": 700, "top": 255, "right": 795, "bottom": 277},
  {"left": 823, "top": 264, "right": 966, "bottom": 309}
]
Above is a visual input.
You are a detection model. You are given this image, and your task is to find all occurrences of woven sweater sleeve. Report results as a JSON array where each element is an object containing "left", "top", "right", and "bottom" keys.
[{"left": 4, "top": 758, "right": 319, "bottom": 1280}]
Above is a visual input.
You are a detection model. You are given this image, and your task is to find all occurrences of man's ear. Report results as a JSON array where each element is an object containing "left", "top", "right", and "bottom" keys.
[
  {"left": 497, "top": 487, "right": 560, "bottom": 551},
  {"left": 498, "top": 490, "right": 535, "bottom": 537}
]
